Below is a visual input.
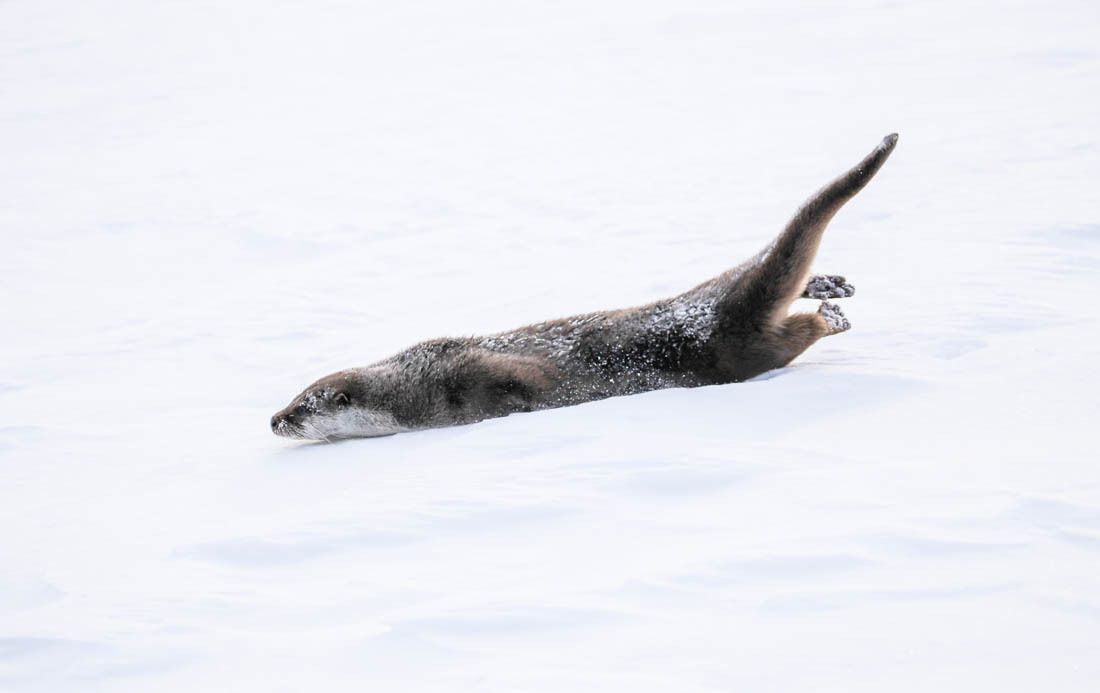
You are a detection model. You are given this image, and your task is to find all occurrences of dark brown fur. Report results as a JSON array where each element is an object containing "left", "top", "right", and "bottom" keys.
[{"left": 272, "top": 134, "right": 898, "bottom": 440}]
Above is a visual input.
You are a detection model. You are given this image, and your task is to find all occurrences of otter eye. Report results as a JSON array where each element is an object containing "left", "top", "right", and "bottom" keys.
[
  {"left": 333, "top": 392, "right": 349, "bottom": 406},
  {"left": 293, "top": 405, "right": 308, "bottom": 417}
]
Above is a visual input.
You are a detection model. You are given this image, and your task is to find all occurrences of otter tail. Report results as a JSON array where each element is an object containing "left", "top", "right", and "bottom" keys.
[{"left": 728, "top": 133, "right": 898, "bottom": 324}]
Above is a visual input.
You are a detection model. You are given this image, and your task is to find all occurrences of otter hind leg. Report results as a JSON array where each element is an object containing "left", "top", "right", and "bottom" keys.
[
  {"left": 802, "top": 275, "right": 855, "bottom": 300},
  {"left": 765, "top": 301, "right": 850, "bottom": 370}
]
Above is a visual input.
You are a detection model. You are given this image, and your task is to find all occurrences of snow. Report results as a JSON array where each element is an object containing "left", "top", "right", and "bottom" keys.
[{"left": 2, "top": 0, "right": 1099, "bottom": 690}]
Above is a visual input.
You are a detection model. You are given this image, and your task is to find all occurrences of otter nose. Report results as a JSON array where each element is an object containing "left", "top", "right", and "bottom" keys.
[{"left": 270, "top": 415, "right": 279, "bottom": 431}]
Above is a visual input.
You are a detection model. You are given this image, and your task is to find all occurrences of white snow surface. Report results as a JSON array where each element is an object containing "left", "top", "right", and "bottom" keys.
[{"left": 2, "top": 0, "right": 1099, "bottom": 690}]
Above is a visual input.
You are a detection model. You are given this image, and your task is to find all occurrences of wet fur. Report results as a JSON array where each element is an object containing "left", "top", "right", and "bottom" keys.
[{"left": 272, "top": 134, "right": 898, "bottom": 439}]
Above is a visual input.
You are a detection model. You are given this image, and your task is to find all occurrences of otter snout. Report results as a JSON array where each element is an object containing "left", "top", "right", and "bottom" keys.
[{"left": 270, "top": 407, "right": 303, "bottom": 437}]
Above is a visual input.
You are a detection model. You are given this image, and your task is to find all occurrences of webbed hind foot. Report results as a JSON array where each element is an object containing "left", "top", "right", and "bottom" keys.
[
  {"left": 818, "top": 301, "right": 851, "bottom": 335},
  {"left": 802, "top": 275, "right": 855, "bottom": 299}
]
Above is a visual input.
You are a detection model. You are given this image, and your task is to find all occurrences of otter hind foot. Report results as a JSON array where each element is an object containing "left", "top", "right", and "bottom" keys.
[
  {"left": 802, "top": 275, "right": 855, "bottom": 300},
  {"left": 818, "top": 301, "right": 851, "bottom": 335}
]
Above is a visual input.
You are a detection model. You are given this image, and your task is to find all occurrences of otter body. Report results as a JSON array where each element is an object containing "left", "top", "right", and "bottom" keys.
[{"left": 272, "top": 134, "right": 898, "bottom": 441}]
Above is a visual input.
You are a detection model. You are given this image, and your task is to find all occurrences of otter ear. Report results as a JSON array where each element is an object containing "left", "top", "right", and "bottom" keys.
[{"left": 333, "top": 392, "right": 350, "bottom": 406}]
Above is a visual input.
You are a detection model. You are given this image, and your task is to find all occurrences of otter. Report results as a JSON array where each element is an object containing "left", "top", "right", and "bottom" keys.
[{"left": 272, "top": 134, "right": 898, "bottom": 441}]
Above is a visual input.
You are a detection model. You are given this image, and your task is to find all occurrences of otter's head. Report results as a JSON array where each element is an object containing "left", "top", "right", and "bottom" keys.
[{"left": 270, "top": 369, "right": 406, "bottom": 441}]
